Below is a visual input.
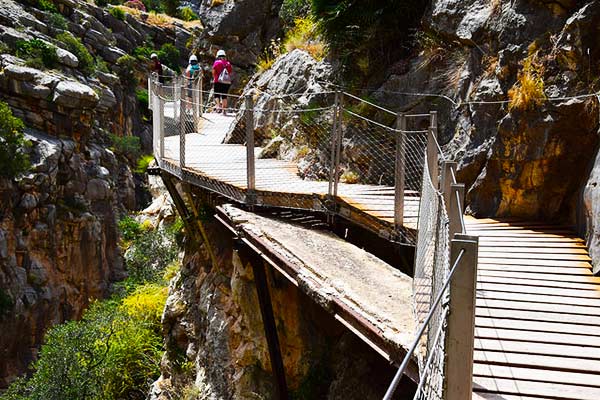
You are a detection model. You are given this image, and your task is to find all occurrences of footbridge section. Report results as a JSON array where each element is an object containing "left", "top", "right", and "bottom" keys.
[{"left": 149, "top": 76, "right": 600, "bottom": 400}]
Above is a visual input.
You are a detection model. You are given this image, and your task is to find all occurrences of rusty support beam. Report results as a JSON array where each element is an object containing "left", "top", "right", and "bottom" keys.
[{"left": 236, "top": 242, "right": 289, "bottom": 400}]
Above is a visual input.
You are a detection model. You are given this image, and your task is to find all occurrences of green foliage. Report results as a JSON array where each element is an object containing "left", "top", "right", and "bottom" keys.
[
  {"left": 0, "top": 102, "right": 31, "bottom": 179},
  {"left": 56, "top": 32, "right": 95, "bottom": 75},
  {"left": 1, "top": 215, "right": 182, "bottom": 400},
  {"left": 280, "top": 0, "right": 311, "bottom": 26},
  {"left": 47, "top": 12, "right": 68, "bottom": 31},
  {"left": 118, "top": 216, "right": 143, "bottom": 241},
  {"left": 125, "top": 226, "right": 179, "bottom": 282},
  {"left": 110, "top": 134, "right": 142, "bottom": 159},
  {"left": 94, "top": 0, "right": 108, "bottom": 7},
  {"left": 283, "top": 17, "right": 326, "bottom": 60},
  {"left": 160, "top": 0, "right": 179, "bottom": 16},
  {"left": 37, "top": 0, "right": 57, "bottom": 12},
  {"left": 95, "top": 56, "right": 109, "bottom": 73},
  {"left": 133, "top": 44, "right": 154, "bottom": 60},
  {"left": 179, "top": 6, "right": 198, "bottom": 21},
  {"left": 157, "top": 43, "right": 180, "bottom": 71},
  {"left": 109, "top": 6, "right": 126, "bottom": 20},
  {"left": 311, "top": 0, "right": 427, "bottom": 80},
  {"left": 116, "top": 54, "right": 138, "bottom": 87},
  {"left": 135, "top": 154, "right": 154, "bottom": 173},
  {"left": 15, "top": 39, "right": 59, "bottom": 69}
]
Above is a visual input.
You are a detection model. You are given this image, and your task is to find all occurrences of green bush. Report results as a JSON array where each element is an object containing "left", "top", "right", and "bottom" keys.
[
  {"left": 109, "top": 6, "right": 126, "bottom": 20},
  {"left": 157, "top": 43, "right": 180, "bottom": 72},
  {"left": 133, "top": 45, "right": 154, "bottom": 60},
  {"left": 56, "top": 32, "right": 95, "bottom": 75},
  {"left": 0, "top": 102, "right": 31, "bottom": 179},
  {"left": 37, "top": 0, "right": 57, "bottom": 12},
  {"left": 15, "top": 39, "right": 59, "bottom": 69},
  {"left": 280, "top": 0, "right": 310, "bottom": 26},
  {"left": 47, "top": 12, "right": 68, "bottom": 31},
  {"left": 118, "top": 216, "right": 143, "bottom": 241},
  {"left": 116, "top": 54, "right": 138, "bottom": 87},
  {"left": 95, "top": 56, "right": 109, "bottom": 73},
  {"left": 110, "top": 133, "right": 141, "bottom": 158},
  {"left": 135, "top": 154, "right": 154, "bottom": 173},
  {"left": 95, "top": 0, "right": 108, "bottom": 6},
  {"left": 179, "top": 6, "right": 198, "bottom": 21},
  {"left": 125, "top": 227, "right": 179, "bottom": 282},
  {"left": 0, "top": 289, "right": 13, "bottom": 317}
]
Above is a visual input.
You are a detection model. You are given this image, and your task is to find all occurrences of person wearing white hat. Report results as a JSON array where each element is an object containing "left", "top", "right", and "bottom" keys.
[
  {"left": 184, "top": 54, "right": 201, "bottom": 108},
  {"left": 150, "top": 52, "right": 163, "bottom": 83},
  {"left": 212, "top": 49, "right": 233, "bottom": 114}
]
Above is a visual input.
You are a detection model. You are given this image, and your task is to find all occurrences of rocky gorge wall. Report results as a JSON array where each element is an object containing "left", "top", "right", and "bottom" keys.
[{"left": 0, "top": 0, "right": 191, "bottom": 386}]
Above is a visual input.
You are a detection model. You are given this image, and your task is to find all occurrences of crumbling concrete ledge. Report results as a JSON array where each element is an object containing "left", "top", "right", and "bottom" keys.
[{"left": 216, "top": 204, "right": 418, "bottom": 381}]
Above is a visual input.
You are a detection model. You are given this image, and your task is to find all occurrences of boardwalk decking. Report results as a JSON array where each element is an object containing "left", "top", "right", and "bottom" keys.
[
  {"left": 467, "top": 216, "right": 600, "bottom": 400},
  {"left": 161, "top": 112, "right": 420, "bottom": 237}
]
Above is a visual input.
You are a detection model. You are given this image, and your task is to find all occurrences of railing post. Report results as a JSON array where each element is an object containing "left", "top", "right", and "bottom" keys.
[
  {"left": 174, "top": 77, "right": 179, "bottom": 121},
  {"left": 444, "top": 234, "right": 478, "bottom": 400},
  {"left": 447, "top": 183, "right": 465, "bottom": 239},
  {"left": 394, "top": 112, "right": 406, "bottom": 229},
  {"left": 159, "top": 96, "right": 165, "bottom": 161},
  {"left": 245, "top": 95, "right": 256, "bottom": 194},
  {"left": 179, "top": 80, "right": 186, "bottom": 171},
  {"left": 328, "top": 91, "right": 341, "bottom": 201},
  {"left": 199, "top": 75, "right": 203, "bottom": 117},
  {"left": 148, "top": 76, "right": 153, "bottom": 110},
  {"left": 333, "top": 92, "right": 344, "bottom": 198},
  {"left": 441, "top": 161, "right": 457, "bottom": 211},
  {"left": 428, "top": 111, "right": 439, "bottom": 189}
]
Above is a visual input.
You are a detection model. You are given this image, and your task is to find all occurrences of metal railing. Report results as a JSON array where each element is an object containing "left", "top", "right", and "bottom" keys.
[
  {"left": 149, "top": 75, "right": 439, "bottom": 244},
  {"left": 384, "top": 129, "right": 479, "bottom": 399}
]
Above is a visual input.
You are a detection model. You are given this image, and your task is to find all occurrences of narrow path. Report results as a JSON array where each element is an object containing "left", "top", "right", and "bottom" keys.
[{"left": 466, "top": 217, "right": 600, "bottom": 400}]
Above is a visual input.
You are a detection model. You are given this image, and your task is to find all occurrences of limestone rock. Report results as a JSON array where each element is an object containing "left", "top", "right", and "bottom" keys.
[
  {"left": 56, "top": 47, "right": 79, "bottom": 68},
  {"left": 52, "top": 80, "right": 99, "bottom": 108}
]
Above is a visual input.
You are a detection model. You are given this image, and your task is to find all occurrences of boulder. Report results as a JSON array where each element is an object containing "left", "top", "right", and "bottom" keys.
[
  {"left": 52, "top": 80, "right": 99, "bottom": 108},
  {"left": 85, "top": 178, "right": 111, "bottom": 201},
  {"left": 56, "top": 47, "right": 79, "bottom": 68}
]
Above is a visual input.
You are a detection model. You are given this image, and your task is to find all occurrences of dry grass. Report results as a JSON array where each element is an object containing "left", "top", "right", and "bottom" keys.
[
  {"left": 283, "top": 17, "right": 326, "bottom": 61},
  {"left": 257, "top": 39, "right": 282, "bottom": 72},
  {"left": 210, "top": 0, "right": 224, "bottom": 7},
  {"left": 340, "top": 170, "right": 360, "bottom": 184},
  {"left": 508, "top": 52, "right": 547, "bottom": 111},
  {"left": 117, "top": 6, "right": 202, "bottom": 29}
]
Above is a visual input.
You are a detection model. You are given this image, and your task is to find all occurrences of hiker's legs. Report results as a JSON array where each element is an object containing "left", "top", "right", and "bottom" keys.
[{"left": 222, "top": 96, "right": 228, "bottom": 115}]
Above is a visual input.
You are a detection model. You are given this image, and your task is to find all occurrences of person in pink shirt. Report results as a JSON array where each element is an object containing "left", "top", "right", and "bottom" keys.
[{"left": 212, "top": 49, "right": 233, "bottom": 114}]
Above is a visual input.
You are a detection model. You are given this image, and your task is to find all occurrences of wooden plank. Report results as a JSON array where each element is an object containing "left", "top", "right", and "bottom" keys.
[
  {"left": 473, "top": 363, "right": 600, "bottom": 388},
  {"left": 478, "top": 263, "right": 592, "bottom": 275},
  {"left": 476, "top": 316, "right": 600, "bottom": 336},
  {"left": 477, "top": 297, "right": 600, "bottom": 317},
  {"left": 475, "top": 337, "right": 600, "bottom": 360},
  {"left": 478, "top": 245, "right": 588, "bottom": 254},
  {"left": 478, "top": 269, "right": 600, "bottom": 283},
  {"left": 477, "top": 282, "right": 600, "bottom": 299},
  {"left": 473, "top": 393, "right": 553, "bottom": 400},
  {"left": 475, "top": 350, "right": 600, "bottom": 374},
  {"left": 478, "top": 251, "right": 591, "bottom": 261},
  {"left": 477, "top": 274, "right": 600, "bottom": 290},
  {"left": 473, "top": 376, "right": 600, "bottom": 400},
  {"left": 476, "top": 307, "right": 600, "bottom": 326},
  {"left": 475, "top": 327, "right": 600, "bottom": 347},
  {"left": 467, "top": 229, "right": 576, "bottom": 237},
  {"left": 477, "top": 290, "right": 600, "bottom": 307},
  {"left": 478, "top": 257, "right": 591, "bottom": 268}
]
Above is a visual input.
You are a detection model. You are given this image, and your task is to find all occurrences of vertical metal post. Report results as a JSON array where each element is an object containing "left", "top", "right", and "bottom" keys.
[
  {"left": 333, "top": 92, "right": 344, "bottom": 198},
  {"left": 448, "top": 183, "right": 465, "bottom": 239},
  {"left": 428, "top": 111, "right": 439, "bottom": 189},
  {"left": 441, "top": 161, "right": 458, "bottom": 211},
  {"left": 148, "top": 76, "right": 153, "bottom": 110},
  {"left": 193, "top": 78, "right": 199, "bottom": 132},
  {"left": 237, "top": 245, "right": 289, "bottom": 400},
  {"left": 328, "top": 92, "right": 340, "bottom": 200},
  {"left": 246, "top": 95, "right": 256, "bottom": 193},
  {"left": 158, "top": 96, "right": 165, "bottom": 161},
  {"left": 179, "top": 80, "right": 186, "bottom": 171},
  {"left": 394, "top": 113, "right": 406, "bottom": 229},
  {"left": 174, "top": 77, "right": 179, "bottom": 121},
  {"left": 445, "top": 234, "right": 478, "bottom": 400},
  {"left": 199, "top": 75, "right": 203, "bottom": 117}
]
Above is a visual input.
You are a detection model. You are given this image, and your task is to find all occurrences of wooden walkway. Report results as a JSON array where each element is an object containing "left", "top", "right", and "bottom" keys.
[
  {"left": 466, "top": 217, "right": 600, "bottom": 400},
  {"left": 160, "top": 111, "right": 420, "bottom": 239}
]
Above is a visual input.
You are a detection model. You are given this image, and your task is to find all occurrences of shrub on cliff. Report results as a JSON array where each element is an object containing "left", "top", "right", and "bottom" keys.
[
  {"left": 0, "top": 102, "right": 31, "bottom": 179},
  {"left": 109, "top": 6, "right": 126, "bottom": 20},
  {"left": 179, "top": 6, "right": 198, "bottom": 21},
  {"left": 56, "top": 33, "right": 95, "bottom": 75},
  {"left": 15, "top": 39, "right": 59, "bottom": 69}
]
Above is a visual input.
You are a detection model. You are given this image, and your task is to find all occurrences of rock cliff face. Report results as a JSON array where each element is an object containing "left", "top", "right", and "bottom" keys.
[
  {"left": 367, "top": 0, "right": 600, "bottom": 263},
  {"left": 0, "top": 0, "right": 190, "bottom": 386}
]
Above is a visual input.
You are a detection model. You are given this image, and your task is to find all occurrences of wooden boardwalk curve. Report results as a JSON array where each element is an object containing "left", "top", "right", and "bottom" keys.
[
  {"left": 466, "top": 217, "right": 600, "bottom": 400},
  {"left": 160, "top": 111, "right": 421, "bottom": 240}
]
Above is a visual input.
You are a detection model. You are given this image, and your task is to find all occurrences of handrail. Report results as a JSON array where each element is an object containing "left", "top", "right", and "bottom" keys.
[{"left": 383, "top": 248, "right": 466, "bottom": 399}]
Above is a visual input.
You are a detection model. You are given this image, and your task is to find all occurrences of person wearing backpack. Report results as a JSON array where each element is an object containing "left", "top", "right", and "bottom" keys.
[
  {"left": 185, "top": 54, "right": 201, "bottom": 105},
  {"left": 212, "top": 49, "right": 233, "bottom": 115}
]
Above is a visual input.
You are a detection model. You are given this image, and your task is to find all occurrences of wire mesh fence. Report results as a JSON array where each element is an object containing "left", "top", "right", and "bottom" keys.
[
  {"left": 411, "top": 157, "right": 451, "bottom": 400},
  {"left": 150, "top": 76, "right": 437, "bottom": 244}
]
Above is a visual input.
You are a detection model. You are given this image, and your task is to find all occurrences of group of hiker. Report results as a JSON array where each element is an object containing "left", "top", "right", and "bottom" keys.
[{"left": 149, "top": 49, "right": 233, "bottom": 114}]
